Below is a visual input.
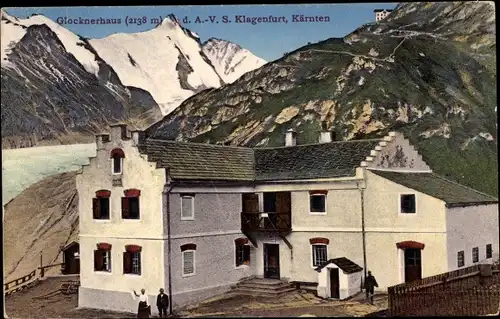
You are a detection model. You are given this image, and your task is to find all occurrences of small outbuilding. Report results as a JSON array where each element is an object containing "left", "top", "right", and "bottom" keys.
[
  {"left": 315, "top": 257, "right": 363, "bottom": 300},
  {"left": 61, "top": 241, "right": 80, "bottom": 275}
]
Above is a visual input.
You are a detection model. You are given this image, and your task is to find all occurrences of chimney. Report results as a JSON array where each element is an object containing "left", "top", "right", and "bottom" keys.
[
  {"left": 95, "top": 134, "right": 110, "bottom": 150},
  {"left": 109, "top": 123, "right": 129, "bottom": 141},
  {"left": 131, "top": 130, "right": 146, "bottom": 146},
  {"left": 318, "top": 121, "right": 335, "bottom": 143},
  {"left": 285, "top": 128, "right": 297, "bottom": 146}
]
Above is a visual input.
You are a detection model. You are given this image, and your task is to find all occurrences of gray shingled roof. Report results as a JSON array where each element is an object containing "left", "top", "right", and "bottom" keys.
[
  {"left": 138, "top": 138, "right": 381, "bottom": 182},
  {"left": 254, "top": 139, "right": 381, "bottom": 181},
  {"left": 139, "top": 139, "right": 255, "bottom": 181},
  {"left": 369, "top": 170, "right": 498, "bottom": 207},
  {"left": 315, "top": 257, "right": 363, "bottom": 274}
]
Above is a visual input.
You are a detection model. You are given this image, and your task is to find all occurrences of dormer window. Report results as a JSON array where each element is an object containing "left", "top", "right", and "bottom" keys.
[{"left": 110, "top": 148, "right": 125, "bottom": 175}]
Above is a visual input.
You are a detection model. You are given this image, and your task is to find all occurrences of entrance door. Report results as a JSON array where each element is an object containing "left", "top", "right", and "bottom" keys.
[
  {"left": 263, "top": 244, "right": 280, "bottom": 279},
  {"left": 329, "top": 268, "right": 340, "bottom": 298},
  {"left": 404, "top": 248, "right": 422, "bottom": 282}
]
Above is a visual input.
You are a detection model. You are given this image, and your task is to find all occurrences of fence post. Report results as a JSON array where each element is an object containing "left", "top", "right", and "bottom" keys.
[{"left": 40, "top": 253, "right": 44, "bottom": 278}]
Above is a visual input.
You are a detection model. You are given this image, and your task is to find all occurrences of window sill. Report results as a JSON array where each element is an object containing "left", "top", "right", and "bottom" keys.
[
  {"left": 309, "top": 212, "right": 327, "bottom": 215},
  {"left": 124, "top": 273, "right": 142, "bottom": 277},
  {"left": 235, "top": 264, "right": 250, "bottom": 270},
  {"left": 182, "top": 272, "right": 196, "bottom": 278},
  {"left": 93, "top": 219, "right": 111, "bottom": 223},
  {"left": 122, "top": 218, "right": 141, "bottom": 222},
  {"left": 111, "top": 172, "right": 123, "bottom": 176},
  {"left": 181, "top": 217, "right": 195, "bottom": 221},
  {"left": 94, "top": 271, "right": 113, "bottom": 275}
]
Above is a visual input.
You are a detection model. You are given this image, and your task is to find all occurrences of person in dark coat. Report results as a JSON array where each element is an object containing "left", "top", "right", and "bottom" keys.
[
  {"left": 364, "top": 271, "right": 379, "bottom": 304},
  {"left": 133, "top": 288, "right": 151, "bottom": 318},
  {"left": 156, "top": 288, "right": 169, "bottom": 318}
]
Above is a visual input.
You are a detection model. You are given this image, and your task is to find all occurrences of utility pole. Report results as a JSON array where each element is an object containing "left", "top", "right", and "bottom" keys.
[{"left": 165, "top": 168, "right": 174, "bottom": 316}]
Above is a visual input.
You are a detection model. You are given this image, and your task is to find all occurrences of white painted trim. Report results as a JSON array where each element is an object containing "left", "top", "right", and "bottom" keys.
[
  {"left": 398, "top": 192, "right": 417, "bottom": 215},
  {"left": 111, "top": 157, "right": 123, "bottom": 176},
  {"left": 171, "top": 186, "right": 255, "bottom": 194},
  {"left": 180, "top": 195, "right": 195, "bottom": 221},
  {"left": 397, "top": 248, "right": 404, "bottom": 284},
  {"left": 366, "top": 167, "right": 433, "bottom": 173},
  {"left": 293, "top": 227, "right": 362, "bottom": 232},
  {"left": 181, "top": 250, "right": 196, "bottom": 277},
  {"left": 262, "top": 176, "right": 363, "bottom": 183},
  {"left": 365, "top": 227, "right": 446, "bottom": 233},
  {"left": 79, "top": 230, "right": 243, "bottom": 240},
  {"left": 234, "top": 240, "right": 251, "bottom": 268},
  {"left": 311, "top": 244, "right": 328, "bottom": 269},
  {"left": 292, "top": 227, "right": 445, "bottom": 233},
  {"left": 309, "top": 193, "right": 327, "bottom": 215},
  {"left": 172, "top": 230, "right": 242, "bottom": 239},
  {"left": 93, "top": 219, "right": 111, "bottom": 223}
]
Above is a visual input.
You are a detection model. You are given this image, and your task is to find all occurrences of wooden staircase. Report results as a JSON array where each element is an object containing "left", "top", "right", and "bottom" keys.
[{"left": 231, "top": 278, "right": 297, "bottom": 297}]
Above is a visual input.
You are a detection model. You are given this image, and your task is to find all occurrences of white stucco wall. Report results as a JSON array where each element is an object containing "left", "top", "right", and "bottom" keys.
[
  {"left": 77, "top": 129, "right": 166, "bottom": 238},
  {"left": 77, "top": 127, "right": 167, "bottom": 310},
  {"left": 365, "top": 232, "right": 448, "bottom": 290},
  {"left": 364, "top": 170, "right": 447, "bottom": 231},
  {"left": 445, "top": 204, "right": 500, "bottom": 270},
  {"left": 250, "top": 179, "right": 365, "bottom": 283},
  {"left": 363, "top": 170, "right": 448, "bottom": 289},
  {"left": 79, "top": 236, "right": 165, "bottom": 297}
]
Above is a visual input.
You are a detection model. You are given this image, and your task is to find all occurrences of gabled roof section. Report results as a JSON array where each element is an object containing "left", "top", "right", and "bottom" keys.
[
  {"left": 254, "top": 139, "right": 381, "bottom": 181},
  {"left": 369, "top": 170, "right": 498, "bottom": 207},
  {"left": 315, "top": 257, "right": 363, "bottom": 274},
  {"left": 137, "top": 137, "right": 382, "bottom": 182},
  {"left": 138, "top": 139, "right": 255, "bottom": 181}
]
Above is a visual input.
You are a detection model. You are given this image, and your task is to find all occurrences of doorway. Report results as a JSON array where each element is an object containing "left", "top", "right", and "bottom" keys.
[
  {"left": 263, "top": 243, "right": 280, "bottom": 279},
  {"left": 62, "top": 242, "right": 80, "bottom": 274},
  {"left": 404, "top": 248, "right": 422, "bottom": 282},
  {"left": 329, "top": 268, "right": 340, "bottom": 298}
]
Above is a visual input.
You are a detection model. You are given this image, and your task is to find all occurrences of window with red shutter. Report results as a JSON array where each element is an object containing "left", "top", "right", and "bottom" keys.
[
  {"left": 93, "top": 198, "right": 101, "bottom": 219},
  {"left": 94, "top": 250, "right": 104, "bottom": 271},
  {"left": 123, "top": 251, "right": 132, "bottom": 274},
  {"left": 121, "top": 197, "right": 130, "bottom": 219}
]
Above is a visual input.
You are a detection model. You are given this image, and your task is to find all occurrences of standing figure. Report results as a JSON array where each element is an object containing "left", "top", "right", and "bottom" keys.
[
  {"left": 133, "top": 288, "right": 150, "bottom": 318},
  {"left": 364, "top": 271, "right": 379, "bottom": 305},
  {"left": 156, "top": 288, "right": 169, "bottom": 318}
]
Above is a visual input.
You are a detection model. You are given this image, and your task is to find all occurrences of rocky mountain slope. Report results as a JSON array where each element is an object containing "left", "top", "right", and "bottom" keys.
[
  {"left": 1, "top": 10, "right": 265, "bottom": 148},
  {"left": 3, "top": 172, "right": 79, "bottom": 282},
  {"left": 146, "top": 1, "right": 497, "bottom": 196},
  {"left": 202, "top": 37, "right": 267, "bottom": 84}
]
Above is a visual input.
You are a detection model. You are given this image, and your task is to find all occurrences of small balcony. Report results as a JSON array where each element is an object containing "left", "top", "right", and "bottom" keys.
[{"left": 241, "top": 212, "right": 291, "bottom": 233}]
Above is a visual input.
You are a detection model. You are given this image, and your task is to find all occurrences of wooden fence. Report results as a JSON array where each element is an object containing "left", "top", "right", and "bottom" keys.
[
  {"left": 4, "top": 262, "right": 65, "bottom": 296},
  {"left": 4, "top": 269, "right": 38, "bottom": 296},
  {"left": 388, "top": 264, "right": 500, "bottom": 316}
]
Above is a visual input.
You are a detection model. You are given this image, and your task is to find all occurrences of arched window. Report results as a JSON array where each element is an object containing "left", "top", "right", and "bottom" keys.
[{"left": 110, "top": 148, "right": 125, "bottom": 174}]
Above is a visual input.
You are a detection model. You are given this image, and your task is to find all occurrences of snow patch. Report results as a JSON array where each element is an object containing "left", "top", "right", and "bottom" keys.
[{"left": 358, "top": 76, "right": 365, "bottom": 86}]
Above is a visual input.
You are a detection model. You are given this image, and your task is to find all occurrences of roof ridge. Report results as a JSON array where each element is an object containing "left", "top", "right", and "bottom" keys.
[
  {"left": 431, "top": 173, "right": 499, "bottom": 201},
  {"left": 255, "top": 138, "right": 383, "bottom": 150},
  {"left": 146, "top": 138, "right": 253, "bottom": 151}
]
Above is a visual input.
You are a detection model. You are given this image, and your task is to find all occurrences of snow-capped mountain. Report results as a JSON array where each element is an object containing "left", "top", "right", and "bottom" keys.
[
  {"left": 1, "top": 9, "right": 266, "bottom": 148},
  {"left": 89, "top": 16, "right": 224, "bottom": 115},
  {"left": 202, "top": 37, "right": 267, "bottom": 84}
]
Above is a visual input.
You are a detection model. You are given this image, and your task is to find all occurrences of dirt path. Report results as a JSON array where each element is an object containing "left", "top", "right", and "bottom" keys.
[{"left": 5, "top": 276, "right": 134, "bottom": 318}]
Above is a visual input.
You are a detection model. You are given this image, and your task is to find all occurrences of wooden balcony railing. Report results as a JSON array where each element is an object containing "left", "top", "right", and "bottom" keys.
[{"left": 241, "top": 212, "right": 291, "bottom": 233}]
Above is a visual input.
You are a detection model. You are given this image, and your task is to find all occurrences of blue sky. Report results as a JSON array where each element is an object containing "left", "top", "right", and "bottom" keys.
[{"left": 4, "top": 4, "right": 398, "bottom": 61}]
